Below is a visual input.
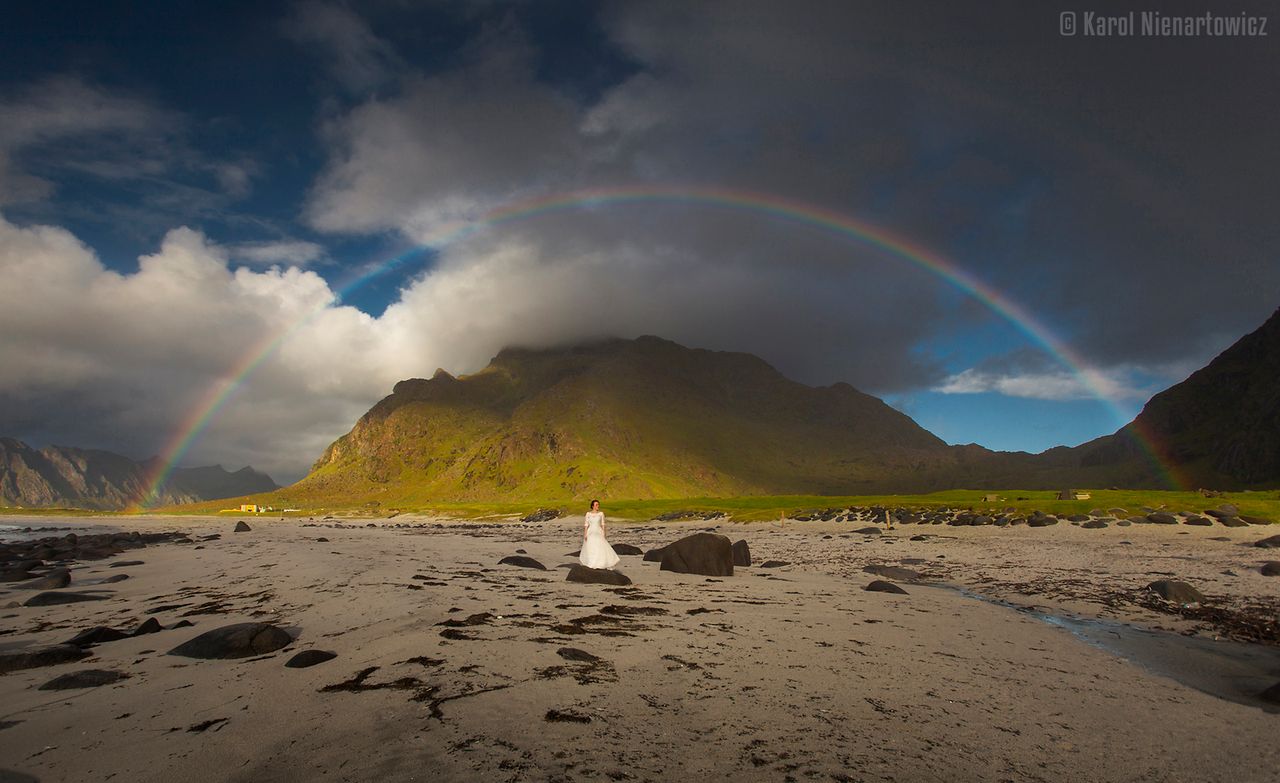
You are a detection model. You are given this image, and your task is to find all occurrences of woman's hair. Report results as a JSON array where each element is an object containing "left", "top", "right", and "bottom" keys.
[{"left": 589, "top": 498, "right": 600, "bottom": 509}]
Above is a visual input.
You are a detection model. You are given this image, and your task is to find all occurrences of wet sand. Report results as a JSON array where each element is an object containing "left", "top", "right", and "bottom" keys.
[{"left": 1, "top": 514, "right": 1278, "bottom": 782}]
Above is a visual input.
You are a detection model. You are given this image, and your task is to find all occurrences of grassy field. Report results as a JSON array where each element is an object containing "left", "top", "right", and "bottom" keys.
[{"left": 116, "top": 488, "right": 1280, "bottom": 522}]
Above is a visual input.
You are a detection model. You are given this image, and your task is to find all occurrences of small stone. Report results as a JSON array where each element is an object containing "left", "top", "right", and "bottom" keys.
[
  {"left": 285, "top": 650, "right": 337, "bottom": 668},
  {"left": 613, "top": 543, "right": 644, "bottom": 556},
  {"left": 864, "top": 580, "right": 908, "bottom": 595},
  {"left": 168, "top": 622, "right": 293, "bottom": 659},
  {"left": 0, "top": 645, "right": 92, "bottom": 674},
  {"left": 565, "top": 565, "right": 631, "bottom": 585},
  {"left": 38, "top": 669, "right": 129, "bottom": 690},
  {"left": 498, "top": 555, "right": 546, "bottom": 570},
  {"left": 556, "top": 647, "right": 601, "bottom": 663},
  {"left": 1146, "top": 580, "right": 1205, "bottom": 604},
  {"left": 24, "top": 591, "right": 109, "bottom": 607},
  {"left": 234, "top": 521, "right": 251, "bottom": 532}
]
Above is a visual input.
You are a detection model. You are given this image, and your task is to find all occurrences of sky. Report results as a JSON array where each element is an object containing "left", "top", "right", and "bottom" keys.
[{"left": 1, "top": 0, "right": 1276, "bottom": 484}]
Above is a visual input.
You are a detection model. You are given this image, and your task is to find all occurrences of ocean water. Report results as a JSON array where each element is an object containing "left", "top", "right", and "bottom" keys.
[{"left": 0, "top": 518, "right": 123, "bottom": 543}]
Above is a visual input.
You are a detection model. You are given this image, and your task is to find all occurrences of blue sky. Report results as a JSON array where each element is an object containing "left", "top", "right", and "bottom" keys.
[{"left": 0, "top": 1, "right": 1276, "bottom": 481}]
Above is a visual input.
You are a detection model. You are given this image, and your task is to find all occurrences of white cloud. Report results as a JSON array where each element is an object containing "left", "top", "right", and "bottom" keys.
[
  {"left": 231, "top": 239, "right": 327, "bottom": 266},
  {"left": 0, "top": 215, "right": 401, "bottom": 481},
  {"left": 934, "top": 367, "right": 1152, "bottom": 402}
]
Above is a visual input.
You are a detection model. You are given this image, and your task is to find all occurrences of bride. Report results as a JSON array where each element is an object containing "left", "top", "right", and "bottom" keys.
[{"left": 579, "top": 499, "right": 620, "bottom": 569}]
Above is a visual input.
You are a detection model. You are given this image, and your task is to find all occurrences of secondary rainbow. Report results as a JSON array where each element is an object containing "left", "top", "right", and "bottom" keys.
[{"left": 133, "top": 185, "right": 1184, "bottom": 508}]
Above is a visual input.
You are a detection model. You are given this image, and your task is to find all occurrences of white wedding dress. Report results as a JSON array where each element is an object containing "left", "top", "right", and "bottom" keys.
[{"left": 579, "top": 510, "right": 620, "bottom": 569}]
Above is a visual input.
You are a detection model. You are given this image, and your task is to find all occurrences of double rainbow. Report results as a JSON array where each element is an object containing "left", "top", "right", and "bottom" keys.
[{"left": 133, "top": 185, "right": 1181, "bottom": 508}]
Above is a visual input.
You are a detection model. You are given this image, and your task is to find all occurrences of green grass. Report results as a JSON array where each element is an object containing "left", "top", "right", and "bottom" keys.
[{"left": 134, "top": 488, "right": 1280, "bottom": 522}]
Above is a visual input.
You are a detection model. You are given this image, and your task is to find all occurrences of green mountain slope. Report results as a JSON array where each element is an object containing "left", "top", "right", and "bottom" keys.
[{"left": 284, "top": 336, "right": 968, "bottom": 505}]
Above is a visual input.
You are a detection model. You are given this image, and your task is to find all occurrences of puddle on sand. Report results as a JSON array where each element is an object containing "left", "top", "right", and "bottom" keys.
[{"left": 925, "top": 583, "right": 1280, "bottom": 713}]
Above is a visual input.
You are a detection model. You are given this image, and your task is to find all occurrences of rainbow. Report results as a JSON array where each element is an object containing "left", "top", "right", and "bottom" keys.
[{"left": 133, "top": 185, "right": 1183, "bottom": 508}]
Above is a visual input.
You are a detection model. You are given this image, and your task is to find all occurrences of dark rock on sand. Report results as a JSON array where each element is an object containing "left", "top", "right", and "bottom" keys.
[
  {"left": 556, "top": 647, "right": 601, "bottom": 663},
  {"left": 24, "top": 591, "right": 109, "bottom": 606},
  {"left": 613, "top": 544, "right": 644, "bottom": 556},
  {"left": 168, "top": 622, "right": 293, "bottom": 659},
  {"left": 16, "top": 567, "right": 71, "bottom": 590},
  {"left": 0, "top": 644, "right": 92, "bottom": 674},
  {"left": 285, "top": 650, "right": 338, "bottom": 668},
  {"left": 498, "top": 555, "right": 547, "bottom": 570},
  {"left": 566, "top": 565, "right": 631, "bottom": 586},
  {"left": 545, "top": 708, "right": 592, "bottom": 723},
  {"left": 1217, "top": 516, "right": 1249, "bottom": 528},
  {"left": 863, "top": 565, "right": 921, "bottom": 581},
  {"left": 1146, "top": 580, "right": 1206, "bottom": 604},
  {"left": 760, "top": 560, "right": 789, "bottom": 568},
  {"left": 1147, "top": 513, "right": 1178, "bottom": 525},
  {"left": 659, "top": 533, "right": 734, "bottom": 577},
  {"left": 853, "top": 526, "right": 882, "bottom": 535},
  {"left": 1260, "top": 682, "right": 1280, "bottom": 704},
  {"left": 865, "top": 580, "right": 909, "bottom": 595},
  {"left": 1183, "top": 516, "right": 1212, "bottom": 526},
  {"left": 102, "top": 574, "right": 130, "bottom": 583},
  {"left": 1241, "top": 515, "right": 1273, "bottom": 525},
  {"left": 731, "top": 539, "right": 751, "bottom": 567},
  {"left": 38, "top": 669, "right": 129, "bottom": 690},
  {"left": 66, "top": 626, "right": 129, "bottom": 647},
  {"left": 521, "top": 508, "right": 561, "bottom": 524},
  {"left": 642, "top": 547, "right": 667, "bottom": 562},
  {"left": 133, "top": 618, "right": 163, "bottom": 636},
  {"left": 1260, "top": 562, "right": 1280, "bottom": 576},
  {"left": 1082, "top": 520, "right": 1109, "bottom": 529},
  {"left": 234, "top": 521, "right": 252, "bottom": 532},
  {"left": 1254, "top": 535, "right": 1280, "bottom": 548},
  {"left": 1027, "top": 516, "right": 1058, "bottom": 528},
  {"left": 110, "top": 560, "right": 144, "bottom": 568}
]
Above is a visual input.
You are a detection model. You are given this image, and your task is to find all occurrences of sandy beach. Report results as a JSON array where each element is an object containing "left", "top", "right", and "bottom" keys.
[{"left": 2, "top": 514, "right": 1279, "bottom": 782}]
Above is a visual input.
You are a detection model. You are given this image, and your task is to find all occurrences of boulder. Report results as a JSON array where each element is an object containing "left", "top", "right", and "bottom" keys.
[
  {"left": 1081, "top": 520, "right": 1108, "bottom": 529},
  {"left": 0, "top": 644, "right": 92, "bottom": 674},
  {"left": 285, "top": 650, "right": 338, "bottom": 668},
  {"left": 1217, "top": 516, "right": 1249, "bottom": 528},
  {"left": 24, "top": 591, "right": 109, "bottom": 607},
  {"left": 65, "top": 626, "right": 129, "bottom": 647},
  {"left": 38, "top": 669, "right": 129, "bottom": 690},
  {"left": 1146, "top": 580, "right": 1205, "bottom": 604},
  {"left": 613, "top": 544, "right": 644, "bottom": 556},
  {"left": 658, "top": 533, "right": 734, "bottom": 577},
  {"left": 1241, "top": 515, "right": 1273, "bottom": 526},
  {"left": 234, "top": 521, "right": 251, "bottom": 532},
  {"left": 1254, "top": 535, "right": 1280, "bottom": 549},
  {"left": 168, "top": 622, "right": 293, "bottom": 659},
  {"left": 759, "top": 560, "right": 790, "bottom": 568},
  {"left": 731, "top": 540, "right": 751, "bottom": 567},
  {"left": 1260, "top": 562, "right": 1280, "bottom": 576},
  {"left": 133, "top": 618, "right": 163, "bottom": 636},
  {"left": 1147, "top": 513, "right": 1178, "bottom": 525},
  {"left": 642, "top": 547, "right": 667, "bottom": 562},
  {"left": 1260, "top": 682, "right": 1280, "bottom": 704},
  {"left": 565, "top": 565, "right": 631, "bottom": 586},
  {"left": 16, "top": 567, "right": 71, "bottom": 590},
  {"left": 864, "top": 580, "right": 908, "bottom": 595},
  {"left": 1027, "top": 516, "right": 1058, "bottom": 528},
  {"left": 1183, "top": 516, "right": 1212, "bottom": 526},
  {"left": 498, "top": 555, "right": 547, "bottom": 570}
]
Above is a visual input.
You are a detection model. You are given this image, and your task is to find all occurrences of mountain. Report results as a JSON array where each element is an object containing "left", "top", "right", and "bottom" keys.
[
  {"left": 0, "top": 438, "right": 278, "bottom": 510},
  {"left": 286, "top": 310, "right": 1280, "bottom": 505},
  {"left": 286, "top": 335, "right": 1017, "bottom": 505},
  {"left": 1044, "top": 306, "right": 1280, "bottom": 490}
]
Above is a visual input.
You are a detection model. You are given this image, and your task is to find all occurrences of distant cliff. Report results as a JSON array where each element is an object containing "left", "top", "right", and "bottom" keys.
[{"left": 0, "top": 438, "right": 278, "bottom": 510}]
